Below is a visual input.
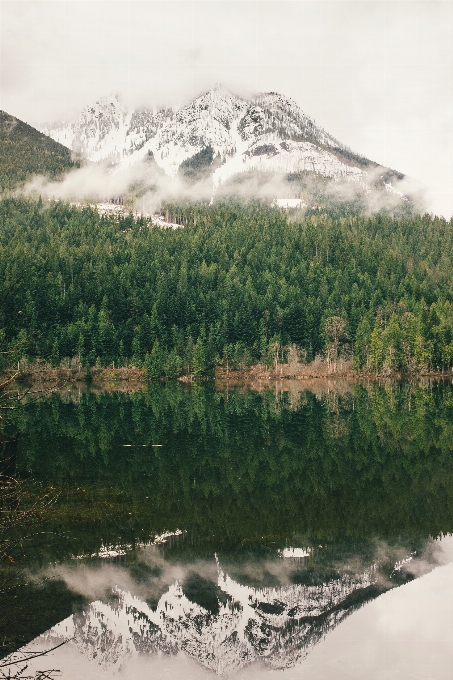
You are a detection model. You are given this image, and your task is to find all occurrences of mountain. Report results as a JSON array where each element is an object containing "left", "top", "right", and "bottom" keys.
[
  {"left": 41, "top": 87, "right": 407, "bottom": 203},
  {"left": 0, "top": 110, "right": 78, "bottom": 192}
]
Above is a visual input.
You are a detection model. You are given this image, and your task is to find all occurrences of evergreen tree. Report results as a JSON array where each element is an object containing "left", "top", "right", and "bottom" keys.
[
  {"left": 144, "top": 340, "right": 165, "bottom": 379},
  {"left": 353, "top": 317, "right": 371, "bottom": 370},
  {"left": 192, "top": 338, "right": 206, "bottom": 378},
  {"left": 164, "top": 349, "right": 182, "bottom": 379}
]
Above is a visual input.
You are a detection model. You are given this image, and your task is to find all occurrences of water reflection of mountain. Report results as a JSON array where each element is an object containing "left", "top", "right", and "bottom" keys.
[{"left": 40, "top": 557, "right": 417, "bottom": 676}]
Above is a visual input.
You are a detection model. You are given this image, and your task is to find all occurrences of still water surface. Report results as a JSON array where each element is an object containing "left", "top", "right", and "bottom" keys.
[{"left": 3, "top": 380, "right": 453, "bottom": 678}]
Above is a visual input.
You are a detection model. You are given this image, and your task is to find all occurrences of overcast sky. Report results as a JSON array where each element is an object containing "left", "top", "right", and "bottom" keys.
[{"left": 1, "top": 0, "right": 452, "bottom": 216}]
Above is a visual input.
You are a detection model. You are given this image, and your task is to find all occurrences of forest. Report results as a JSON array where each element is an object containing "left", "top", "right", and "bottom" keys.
[
  {"left": 0, "top": 111, "right": 78, "bottom": 193},
  {"left": 1, "top": 197, "right": 453, "bottom": 377}
]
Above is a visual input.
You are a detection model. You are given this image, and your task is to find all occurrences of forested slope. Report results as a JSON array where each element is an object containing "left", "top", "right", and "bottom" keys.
[
  {"left": 0, "top": 198, "right": 452, "bottom": 376},
  {"left": 0, "top": 111, "right": 77, "bottom": 192}
]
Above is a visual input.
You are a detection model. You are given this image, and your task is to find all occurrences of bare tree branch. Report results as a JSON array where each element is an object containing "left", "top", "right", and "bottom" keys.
[{"left": 0, "top": 641, "right": 71, "bottom": 669}]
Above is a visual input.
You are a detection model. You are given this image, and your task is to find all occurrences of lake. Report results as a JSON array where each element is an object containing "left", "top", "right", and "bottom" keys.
[{"left": 2, "top": 379, "right": 453, "bottom": 678}]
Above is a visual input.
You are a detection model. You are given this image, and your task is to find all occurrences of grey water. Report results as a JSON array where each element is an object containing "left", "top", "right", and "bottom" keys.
[{"left": 2, "top": 380, "right": 453, "bottom": 678}]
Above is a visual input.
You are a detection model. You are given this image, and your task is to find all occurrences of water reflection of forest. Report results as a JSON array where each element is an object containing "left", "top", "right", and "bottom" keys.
[{"left": 8, "top": 379, "right": 453, "bottom": 555}]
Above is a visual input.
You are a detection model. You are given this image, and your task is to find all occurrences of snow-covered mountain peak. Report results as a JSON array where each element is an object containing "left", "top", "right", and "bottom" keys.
[
  {"left": 45, "top": 93, "right": 131, "bottom": 161},
  {"left": 68, "top": 93, "right": 128, "bottom": 139},
  {"left": 85, "top": 92, "right": 126, "bottom": 117},
  {"left": 246, "top": 91, "right": 343, "bottom": 150},
  {"left": 176, "top": 86, "right": 247, "bottom": 128},
  {"left": 41, "top": 86, "right": 407, "bottom": 200}
]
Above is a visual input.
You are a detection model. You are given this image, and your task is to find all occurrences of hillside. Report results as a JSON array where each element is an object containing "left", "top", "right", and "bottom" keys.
[{"left": 0, "top": 110, "right": 78, "bottom": 192}]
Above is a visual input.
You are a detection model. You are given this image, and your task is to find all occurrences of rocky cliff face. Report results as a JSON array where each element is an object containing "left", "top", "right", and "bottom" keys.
[{"left": 42, "top": 86, "right": 393, "bottom": 194}]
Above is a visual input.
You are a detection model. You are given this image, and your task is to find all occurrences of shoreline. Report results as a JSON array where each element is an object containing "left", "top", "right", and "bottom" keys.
[
  {"left": 2, "top": 362, "right": 452, "bottom": 393},
  {"left": 2, "top": 366, "right": 146, "bottom": 391}
]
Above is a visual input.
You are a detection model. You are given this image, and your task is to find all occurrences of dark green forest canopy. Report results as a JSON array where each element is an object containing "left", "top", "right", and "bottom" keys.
[
  {"left": 1, "top": 198, "right": 453, "bottom": 374},
  {"left": 178, "top": 145, "right": 221, "bottom": 183},
  {"left": 0, "top": 111, "right": 78, "bottom": 192}
]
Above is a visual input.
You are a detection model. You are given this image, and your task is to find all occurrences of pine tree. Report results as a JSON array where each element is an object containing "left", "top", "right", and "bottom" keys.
[
  {"left": 164, "top": 349, "right": 182, "bottom": 379},
  {"left": 192, "top": 338, "right": 206, "bottom": 377},
  {"left": 354, "top": 318, "right": 371, "bottom": 370},
  {"left": 145, "top": 340, "right": 164, "bottom": 379}
]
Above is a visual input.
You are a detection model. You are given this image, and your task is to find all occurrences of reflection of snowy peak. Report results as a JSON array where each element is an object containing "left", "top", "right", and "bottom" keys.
[
  {"left": 42, "top": 86, "right": 389, "bottom": 190},
  {"left": 42, "top": 562, "right": 380, "bottom": 676}
]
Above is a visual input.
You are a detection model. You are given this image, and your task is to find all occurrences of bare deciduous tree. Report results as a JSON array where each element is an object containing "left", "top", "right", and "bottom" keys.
[{"left": 324, "top": 316, "right": 348, "bottom": 373}]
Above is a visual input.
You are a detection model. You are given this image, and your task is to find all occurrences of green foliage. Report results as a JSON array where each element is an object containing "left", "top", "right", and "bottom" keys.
[
  {"left": 192, "top": 337, "right": 207, "bottom": 377},
  {"left": 178, "top": 145, "right": 220, "bottom": 183},
  {"left": 353, "top": 317, "right": 371, "bottom": 369},
  {"left": 164, "top": 348, "right": 182, "bottom": 378},
  {"left": 0, "top": 111, "right": 78, "bottom": 192},
  {"left": 1, "top": 198, "right": 453, "bottom": 375},
  {"left": 145, "top": 340, "right": 164, "bottom": 379}
]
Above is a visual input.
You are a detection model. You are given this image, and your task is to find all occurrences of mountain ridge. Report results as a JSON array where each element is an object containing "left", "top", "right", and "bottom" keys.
[{"left": 41, "top": 86, "right": 406, "bottom": 199}]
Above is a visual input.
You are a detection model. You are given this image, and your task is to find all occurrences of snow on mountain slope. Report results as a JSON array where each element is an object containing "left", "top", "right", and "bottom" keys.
[
  {"left": 213, "top": 135, "right": 365, "bottom": 188},
  {"left": 149, "top": 87, "right": 247, "bottom": 177},
  {"left": 42, "top": 94, "right": 132, "bottom": 162},
  {"left": 41, "top": 86, "right": 388, "bottom": 192},
  {"left": 238, "top": 92, "right": 341, "bottom": 149},
  {"left": 42, "top": 94, "right": 174, "bottom": 164}
]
